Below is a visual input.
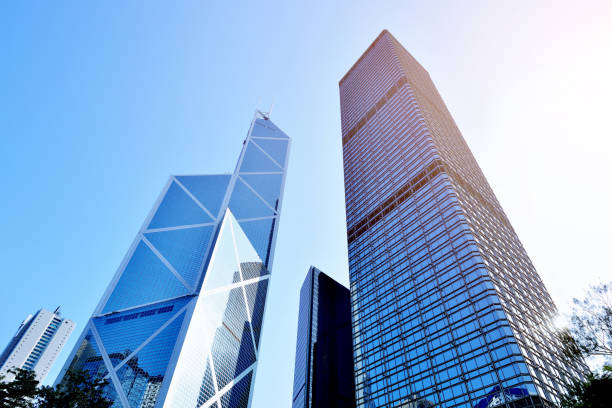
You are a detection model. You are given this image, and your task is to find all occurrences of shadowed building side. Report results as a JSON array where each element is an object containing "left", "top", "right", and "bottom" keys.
[{"left": 292, "top": 267, "right": 356, "bottom": 408}]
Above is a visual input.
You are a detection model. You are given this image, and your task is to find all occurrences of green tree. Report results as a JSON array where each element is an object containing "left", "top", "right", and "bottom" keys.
[
  {"left": 562, "top": 282, "right": 612, "bottom": 360},
  {"left": 561, "top": 281, "right": 612, "bottom": 362},
  {"left": 560, "top": 368, "right": 612, "bottom": 408},
  {"left": 36, "top": 370, "right": 112, "bottom": 408},
  {"left": 0, "top": 368, "right": 112, "bottom": 408},
  {"left": 558, "top": 281, "right": 612, "bottom": 407},
  {"left": 0, "top": 368, "right": 39, "bottom": 408}
]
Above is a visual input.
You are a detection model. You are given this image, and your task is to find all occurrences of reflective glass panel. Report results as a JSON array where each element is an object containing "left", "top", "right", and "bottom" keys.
[
  {"left": 252, "top": 139, "right": 288, "bottom": 168},
  {"left": 251, "top": 120, "right": 278, "bottom": 138},
  {"left": 209, "top": 287, "right": 256, "bottom": 390},
  {"left": 239, "top": 262, "right": 268, "bottom": 281},
  {"left": 62, "top": 330, "right": 118, "bottom": 404},
  {"left": 239, "top": 141, "right": 281, "bottom": 173},
  {"left": 231, "top": 218, "right": 260, "bottom": 267},
  {"left": 228, "top": 179, "right": 275, "bottom": 220},
  {"left": 175, "top": 175, "right": 231, "bottom": 218},
  {"left": 148, "top": 181, "right": 212, "bottom": 229},
  {"left": 94, "top": 297, "right": 192, "bottom": 367},
  {"left": 115, "top": 311, "right": 186, "bottom": 407},
  {"left": 197, "top": 357, "right": 216, "bottom": 406},
  {"left": 220, "top": 370, "right": 253, "bottom": 408},
  {"left": 201, "top": 214, "right": 240, "bottom": 291},
  {"left": 103, "top": 241, "right": 190, "bottom": 313},
  {"left": 253, "top": 118, "right": 289, "bottom": 138},
  {"left": 103, "top": 384, "right": 120, "bottom": 408},
  {"left": 66, "top": 330, "right": 108, "bottom": 378},
  {"left": 239, "top": 173, "right": 283, "bottom": 210},
  {"left": 115, "top": 359, "right": 149, "bottom": 407},
  {"left": 135, "top": 375, "right": 163, "bottom": 408},
  {"left": 144, "top": 226, "right": 213, "bottom": 288},
  {"left": 244, "top": 279, "right": 268, "bottom": 349},
  {"left": 237, "top": 218, "right": 275, "bottom": 266}
]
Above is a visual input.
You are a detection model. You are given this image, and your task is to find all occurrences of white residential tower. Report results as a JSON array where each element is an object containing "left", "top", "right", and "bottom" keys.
[{"left": 0, "top": 307, "right": 75, "bottom": 382}]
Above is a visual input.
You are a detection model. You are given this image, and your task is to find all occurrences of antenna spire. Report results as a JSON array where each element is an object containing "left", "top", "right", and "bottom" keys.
[{"left": 256, "top": 109, "right": 270, "bottom": 120}]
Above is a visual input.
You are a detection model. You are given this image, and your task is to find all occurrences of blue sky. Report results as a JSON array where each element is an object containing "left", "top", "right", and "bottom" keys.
[{"left": 1, "top": 1, "right": 611, "bottom": 406}]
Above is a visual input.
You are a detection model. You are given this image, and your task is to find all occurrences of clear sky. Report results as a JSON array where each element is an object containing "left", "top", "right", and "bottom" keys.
[{"left": 1, "top": 1, "right": 611, "bottom": 406}]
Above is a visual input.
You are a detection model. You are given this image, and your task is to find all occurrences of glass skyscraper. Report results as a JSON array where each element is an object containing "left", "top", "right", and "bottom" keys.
[
  {"left": 340, "top": 31, "right": 586, "bottom": 408},
  {"left": 292, "top": 266, "right": 356, "bottom": 408},
  {"left": 56, "top": 113, "right": 290, "bottom": 408}
]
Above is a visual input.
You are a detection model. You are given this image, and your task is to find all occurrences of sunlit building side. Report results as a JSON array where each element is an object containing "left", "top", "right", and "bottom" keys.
[{"left": 339, "top": 30, "right": 586, "bottom": 407}]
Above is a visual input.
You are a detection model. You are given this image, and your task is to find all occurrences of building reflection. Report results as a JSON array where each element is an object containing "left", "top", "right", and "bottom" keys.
[
  {"left": 80, "top": 350, "right": 163, "bottom": 408},
  {"left": 395, "top": 395, "right": 435, "bottom": 408}
]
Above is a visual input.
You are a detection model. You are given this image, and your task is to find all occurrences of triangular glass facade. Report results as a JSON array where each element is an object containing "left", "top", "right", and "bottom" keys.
[
  {"left": 148, "top": 181, "right": 214, "bottom": 229},
  {"left": 200, "top": 216, "right": 241, "bottom": 291},
  {"left": 228, "top": 179, "right": 276, "bottom": 220},
  {"left": 65, "top": 329, "right": 108, "bottom": 378},
  {"left": 239, "top": 141, "right": 282, "bottom": 173},
  {"left": 62, "top": 329, "right": 120, "bottom": 403},
  {"left": 251, "top": 118, "right": 289, "bottom": 139},
  {"left": 244, "top": 279, "right": 268, "bottom": 349},
  {"left": 197, "top": 357, "right": 216, "bottom": 406},
  {"left": 144, "top": 225, "right": 214, "bottom": 289},
  {"left": 209, "top": 286, "right": 256, "bottom": 390},
  {"left": 94, "top": 297, "right": 192, "bottom": 368},
  {"left": 220, "top": 371, "right": 253, "bottom": 408},
  {"left": 239, "top": 173, "right": 283, "bottom": 210},
  {"left": 115, "top": 312, "right": 186, "bottom": 407},
  {"left": 102, "top": 241, "right": 191, "bottom": 313},
  {"left": 57, "top": 114, "right": 289, "bottom": 408},
  {"left": 175, "top": 175, "right": 231, "bottom": 218},
  {"left": 251, "top": 139, "right": 288, "bottom": 168},
  {"left": 237, "top": 218, "right": 276, "bottom": 265}
]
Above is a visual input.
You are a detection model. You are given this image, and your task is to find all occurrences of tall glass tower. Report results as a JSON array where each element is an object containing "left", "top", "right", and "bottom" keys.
[
  {"left": 56, "top": 113, "right": 290, "bottom": 408},
  {"left": 292, "top": 267, "right": 356, "bottom": 408},
  {"left": 340, "top": 31, "right": 585, "bottom": 408}
]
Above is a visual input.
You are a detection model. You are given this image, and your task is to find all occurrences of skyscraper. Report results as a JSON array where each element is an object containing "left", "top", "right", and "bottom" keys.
[
  {"left": 292, "top": 267, "right": 356, "bottom": 408},
  {"left": 0, "top": 307, "right": 75, "bottom": 382},
  {"left": 56, "top": 112, "right": 290, "bottom": 408},
  {"left": 340, "top": 31, "right": 585, "bottom": 408}
]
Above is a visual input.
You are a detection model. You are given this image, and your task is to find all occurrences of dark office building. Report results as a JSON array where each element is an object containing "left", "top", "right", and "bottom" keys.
[
  {"left": 339, "top": 30, "right": 586, "bottom": 407},
  {"left": 292, "top": 266, "right": 356, "bottom": 408}
]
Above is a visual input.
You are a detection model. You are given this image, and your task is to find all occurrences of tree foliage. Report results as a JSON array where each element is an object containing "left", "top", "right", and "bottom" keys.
[
  {"left": 558, "top": 281, "right": 612, "bottom": 407},
  {"left": 37, "top": 369, "right": 113, "bottom": 408},
  {"left": 0, "top": 368, "right": 112, "bottom": 408},
  {"left": 0, "top": 368, "right": 38, "bottom": 408},
  {"left": 561, "top": 281, "right": 612, "bottom": 362},
  {"left": 560, "top": 368, "right": 612, "bottom": 408}
]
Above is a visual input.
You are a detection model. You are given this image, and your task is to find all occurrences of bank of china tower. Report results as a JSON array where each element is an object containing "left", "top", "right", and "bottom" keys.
[{"left": 57, "top": 114, "right": 290, "bottom": 408}]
